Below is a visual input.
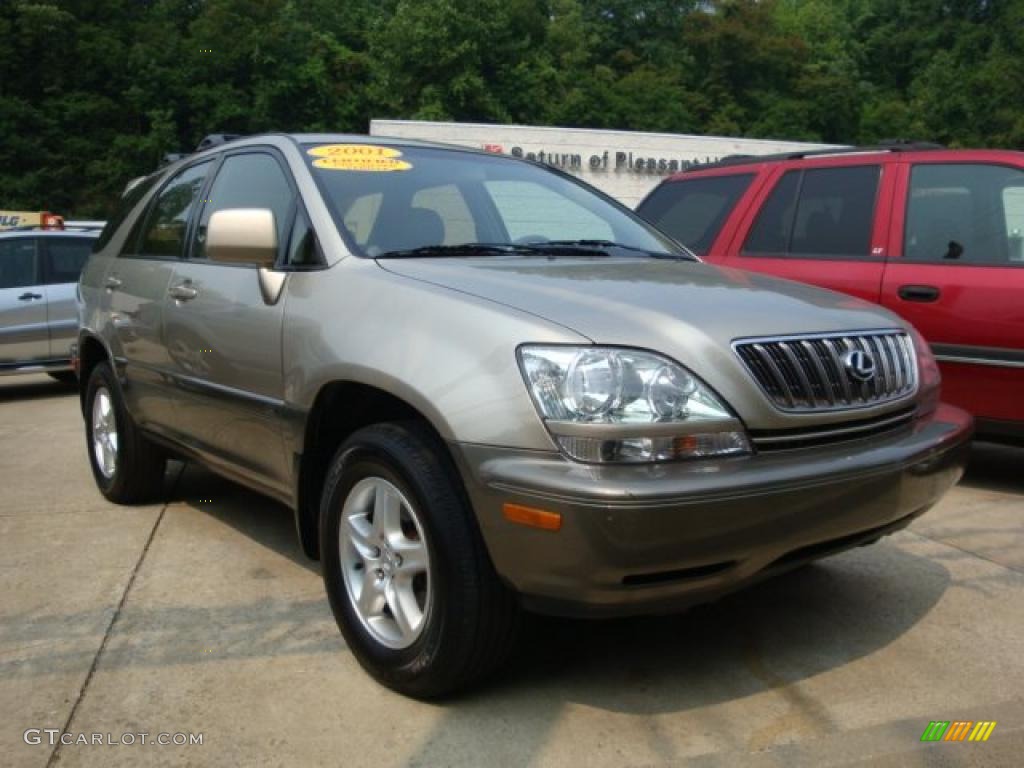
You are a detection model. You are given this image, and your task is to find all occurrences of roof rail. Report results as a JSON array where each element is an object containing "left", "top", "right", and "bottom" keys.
[
  {"left": 160, "top": 152, "right": 188, "bottom": 167},
  {"left": 156, "top": 134, "right": 245, "bottom": 169},
  {"left": 195, "top": 133, "right": 243, "bottom": 152},
  {"left": 686, "top": 140, "right": 945, "bottom": 172}
]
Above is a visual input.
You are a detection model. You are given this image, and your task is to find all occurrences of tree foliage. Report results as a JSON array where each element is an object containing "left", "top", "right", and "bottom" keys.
[{"left": 1, "top": 0, "right": 1021, "bottom": 215}]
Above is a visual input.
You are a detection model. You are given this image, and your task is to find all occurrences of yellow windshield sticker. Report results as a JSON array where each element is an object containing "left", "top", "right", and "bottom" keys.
[
  {"left": 312, "top": 156, "right": 412, "bottom": 172},
  {"left": 307, "top": 144, "right": 412, "bottom": 171}
]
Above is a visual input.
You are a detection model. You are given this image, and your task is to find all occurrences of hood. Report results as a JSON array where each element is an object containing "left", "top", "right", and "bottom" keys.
[
  {"left": 377, "top": 255, "right": 912, "bottom": 429},
  {"left": 377, "top": 255, "right": 901, "bottom": 342}
]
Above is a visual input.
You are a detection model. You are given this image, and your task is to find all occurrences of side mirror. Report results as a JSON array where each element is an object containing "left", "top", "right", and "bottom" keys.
[{"left": 206, "top": 208, "right": 278, "bottom": 268}]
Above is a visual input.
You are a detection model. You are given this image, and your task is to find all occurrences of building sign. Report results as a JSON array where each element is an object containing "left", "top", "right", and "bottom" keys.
[
  {"left": 370, "top": 120, "right": 834, "bottom": 206},
  {"left": 507, "top": 147, "right": 720, "bottom": 174}
]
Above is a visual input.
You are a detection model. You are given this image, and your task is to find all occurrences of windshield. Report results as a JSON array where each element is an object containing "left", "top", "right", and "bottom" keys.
[{"left": 303, "top": 143, "right": 684, "bottom": 258}]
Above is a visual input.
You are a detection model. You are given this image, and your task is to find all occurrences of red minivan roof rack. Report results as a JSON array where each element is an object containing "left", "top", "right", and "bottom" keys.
[{"left": 688, "top": 140, "right": 944, "bottom": 172}]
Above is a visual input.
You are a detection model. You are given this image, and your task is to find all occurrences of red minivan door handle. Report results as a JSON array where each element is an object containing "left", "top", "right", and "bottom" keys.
[{"left": 897, "top": 284, "right": 941, "bottom": 302}]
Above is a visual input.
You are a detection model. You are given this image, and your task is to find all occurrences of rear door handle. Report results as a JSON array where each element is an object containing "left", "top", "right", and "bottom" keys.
[
  {"left": 897, "top": 284, "right": 941, "bottom": 302},
  {"left": 104, "top": 275, "right": 123, "bottom": 291},
  {"left": 168, "top": 283, "right": 199, "bottom": 302},
  {"left": 17, "top": 292, "right": 43, "bottom": 301}
]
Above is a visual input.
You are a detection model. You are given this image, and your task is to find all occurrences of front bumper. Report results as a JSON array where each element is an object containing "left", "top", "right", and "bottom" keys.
[{"left": 451, "top": 404, "right": 972, "bottom": 617}]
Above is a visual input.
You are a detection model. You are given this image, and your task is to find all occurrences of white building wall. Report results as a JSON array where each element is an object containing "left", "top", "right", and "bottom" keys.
[{"left": 370, "top": 119, "right": 837, "bottom": 207}]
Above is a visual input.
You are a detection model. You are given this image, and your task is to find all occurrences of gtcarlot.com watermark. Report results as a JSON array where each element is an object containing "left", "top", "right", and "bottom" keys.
[{"left": 24, "top": 729, "right": 203, "bottom": 747}]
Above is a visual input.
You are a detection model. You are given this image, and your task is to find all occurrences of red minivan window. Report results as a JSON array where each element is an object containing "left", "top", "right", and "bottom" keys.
[
  {"left": 640, "top": 173, "right": 754, "bottom": 255},
  {"left": 743, "top": 166, "right": 880, "bottom": 258}
]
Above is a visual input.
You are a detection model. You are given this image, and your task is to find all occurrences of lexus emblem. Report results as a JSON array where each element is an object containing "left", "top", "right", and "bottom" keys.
[{"left": 842, "top": 349, "right": 877, "bottom": 382}]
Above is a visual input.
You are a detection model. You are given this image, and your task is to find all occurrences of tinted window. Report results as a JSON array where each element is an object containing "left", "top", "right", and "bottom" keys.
[
  {"left": 791, "top": 166, "right": 878, "bottom": 256},
  {"left": 743, "top": 171, "right": 799, "bottom": 254},
  {"left": 286, "top": 211, "right": 321, "bottom": 267},
  {"left": 192, "top": 153, "right": 295, "bottom": 259},
  {"left": 639, "top": 174, "right": 754, "bottom": 255},
  {"left": 137, "top": 161, "right": 213, "bottom": 257},
  {"left": 905, "top": 163, "right": 1024, "bottom": 265},
  {"left": 306, "top": 144, "right": 677, "bottom": 257},
  {"left": 96, "top": 173, "right": 160, "bottom": 251},
  {"left": 744, "top": 166, "right": 879, "bottom": 257},
  {"left": 45, "top": 238, "right": 93, "bottom": 284},
  {"left": 0, "top": 238, "right": 38, "bottom": 289}
]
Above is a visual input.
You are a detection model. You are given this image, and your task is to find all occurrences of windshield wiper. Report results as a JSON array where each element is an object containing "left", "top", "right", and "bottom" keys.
[
  {"left": 375, "top": 242, "right": 613, "bottom": 259},
  {"left": 540, "top": 239, "right": 694, "bottom": 260},
  {"left": 375, "top": 243, "right": 525, "bottom": 258}
]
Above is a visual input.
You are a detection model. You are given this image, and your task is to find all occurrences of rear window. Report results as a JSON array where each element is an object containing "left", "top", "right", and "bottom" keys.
[
  {"left": 94, "top": 173, "right": 161, "bottom": 252},
  {"left": 638, "top": 174, "right": 754, "bottom": 255}
]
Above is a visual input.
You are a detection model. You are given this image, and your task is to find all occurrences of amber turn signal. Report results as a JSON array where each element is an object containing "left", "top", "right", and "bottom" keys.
[{"left": 502, "top": 503, "right": 562, "bottom": 532}]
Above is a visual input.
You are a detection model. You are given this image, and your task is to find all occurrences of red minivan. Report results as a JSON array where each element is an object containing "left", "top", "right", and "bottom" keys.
[{"left": 638, "top": 145, "right": 1024, "bottom": 444}]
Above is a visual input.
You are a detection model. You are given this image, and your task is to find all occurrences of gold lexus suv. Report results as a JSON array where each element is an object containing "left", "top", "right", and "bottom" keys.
[{"left": 76, "top": 134, "right": 971, "bottom": 697}]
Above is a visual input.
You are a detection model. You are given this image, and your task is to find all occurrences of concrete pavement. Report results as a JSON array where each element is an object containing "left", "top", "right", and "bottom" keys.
[{"left": 1, "top": 373, "right": 1021, "bottom": 767}]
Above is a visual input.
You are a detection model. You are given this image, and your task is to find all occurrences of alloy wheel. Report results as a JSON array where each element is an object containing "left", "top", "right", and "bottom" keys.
[
  {"left": 91, "top": 386, "right": 118, "bottom": 479},
  {"left": 339, "top": 477, "right": 432, "bottom": 649}
]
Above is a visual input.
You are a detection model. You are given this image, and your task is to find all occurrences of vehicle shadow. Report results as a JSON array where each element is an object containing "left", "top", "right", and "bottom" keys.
[
  {"left": 0, "top": 375, "right": 76, "bottom": 402},
  {"left": 959, "top": 440, "right": 1023, "bottom": 494},
  {"left": 164, "top": 464, "right": 954, "bottom": 751},
  {"left": 1, "top": 457, "right": 959, "bottom": 767},
  {"left": 401, "top": 541, "right": 954, "bottom": 765},
  {"left": 166, "top": 460, "right": 318, "bottom": 574}
]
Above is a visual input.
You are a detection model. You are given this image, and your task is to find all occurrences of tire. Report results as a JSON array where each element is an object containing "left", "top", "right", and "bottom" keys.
[
  {"left": 48, "top": 371, "right": 77, "bottom": 385},
  {"left": 320, "top": 421, "right": 520, "bottom": 698},
  {"left": 85, "top": 362, "right": 167, "bottom": 504}
]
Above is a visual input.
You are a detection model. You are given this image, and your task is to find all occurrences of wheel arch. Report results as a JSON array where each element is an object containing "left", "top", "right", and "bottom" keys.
[
  {"left": 295, "top": 380, "right": 463, "bottom": 561},
  {"left": 76, "top": 332, "right": 115, "bottom": 416}
]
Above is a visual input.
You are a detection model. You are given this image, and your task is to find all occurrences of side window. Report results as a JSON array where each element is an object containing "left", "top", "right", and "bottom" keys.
[
  {"left": 743, "top": 171, "right": 799, "bottom": 254},
  {"left": 137, "top": 161, "right": 213, "bottom": 258},
  {"left": 95, "top": 173, "right": 160, "bottom": 252},
  {"left": 484, "top": 180, "right": 614, "bottom": 242},
  {"left": 0, "top": 238, "right": 39, "bottom": 289},
  {"left": 44, "top": 238, "right": 93, "bottom": 284},
  {"left": 639, "top": 174, "right": 754, "bottom": 255},
  {"left": 411, "top": 184, "right": 477, "bottom": 244},
  {"left": 905, "top": 163, "right": 1024, "bottom": 265},
  {"left": 192, "top": 153, "right": 295, "bottom": 259},
  {"left": 744, "top": 166, "right": 879, "bottom": 257},
  {"left": 285, "top": 211, "right": 321, "bottom": 267},
  {"left": 790, "top": 166, "right": 878, "bottom": 256}
]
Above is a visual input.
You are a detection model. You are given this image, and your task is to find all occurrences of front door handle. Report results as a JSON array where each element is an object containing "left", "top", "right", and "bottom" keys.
[
  {"left": 897, "top": 284, "right": 941, "bottom": 302},
  {"left": 104, "top": 275, "right": 123, "bottom": 291},
  {"left": 17, "top": 292, "right": 43, "bottom": 301},
  {"left": 168, "top": 283, "right": 199, "bottom": 302}
]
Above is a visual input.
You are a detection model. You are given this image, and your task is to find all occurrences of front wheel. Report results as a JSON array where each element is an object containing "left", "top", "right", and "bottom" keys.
[
  {"left": 320, "top": 422, "right": 519, "bottom": 698},
  {"left": 84, "top": 362, "right": 167, "bottom": 504}
]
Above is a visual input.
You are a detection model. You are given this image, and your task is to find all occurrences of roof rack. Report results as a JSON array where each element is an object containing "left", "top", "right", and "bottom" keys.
[
  {"left": 157, "top": 134, "right": 245, "bottom": 168},
  {"left": 686, "top": 140, "right": 945, "bottom": 172},
  {"left": 194, "top": 133, "right": 242, "bottom": 152}
]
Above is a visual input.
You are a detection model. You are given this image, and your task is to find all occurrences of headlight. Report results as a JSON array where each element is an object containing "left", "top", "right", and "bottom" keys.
[{"left": 517, "top": 345, "right": 751, "bottom": 463}]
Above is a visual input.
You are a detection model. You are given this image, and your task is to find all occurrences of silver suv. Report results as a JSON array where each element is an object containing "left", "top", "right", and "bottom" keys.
[
  {"left": 1, "top": 227, "right": 98, "bottom": 382},
  {"left": 77, "top": 135, "right": 972, "bottom": 697}
]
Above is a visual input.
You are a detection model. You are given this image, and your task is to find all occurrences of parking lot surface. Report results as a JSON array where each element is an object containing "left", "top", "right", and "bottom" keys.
[{"left": 1, "top": 374, "right": 1021, "bottom": 767}]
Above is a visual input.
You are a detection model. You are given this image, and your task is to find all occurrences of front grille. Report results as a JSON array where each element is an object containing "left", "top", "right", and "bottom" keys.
[
  {"left": 750, "top": 405, "right": 917, "bottom": 452},
  {"left": 734, "top": 330, "right": 918, "bottom": 412}
]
